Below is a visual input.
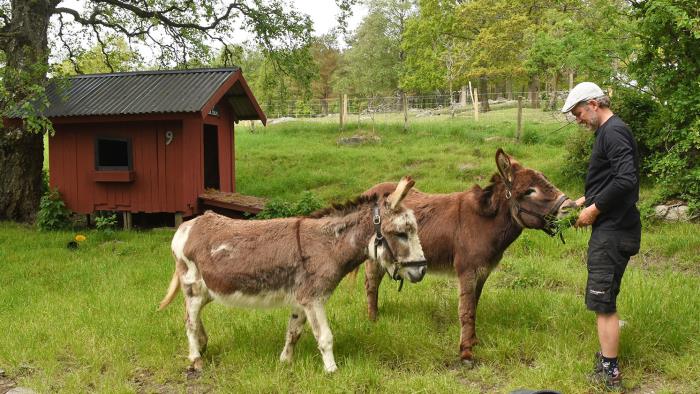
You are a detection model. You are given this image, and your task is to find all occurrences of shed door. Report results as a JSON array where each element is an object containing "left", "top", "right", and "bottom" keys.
[{"left": 203, "top": 124, "right": 220, "bottom": 190}]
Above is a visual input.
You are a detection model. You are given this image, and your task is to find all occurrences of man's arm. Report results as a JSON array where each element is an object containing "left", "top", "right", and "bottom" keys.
[{"left": 592, "top": 126, "right": 638, "bottom": 212}]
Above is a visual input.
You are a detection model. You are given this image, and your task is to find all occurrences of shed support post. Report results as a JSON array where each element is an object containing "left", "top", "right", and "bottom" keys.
[
  {"left": 122, "top": 212, "right": 132, "bottom": 231},
  {"left": 174, "top": 213, "right": 183, "bottom": 228}
]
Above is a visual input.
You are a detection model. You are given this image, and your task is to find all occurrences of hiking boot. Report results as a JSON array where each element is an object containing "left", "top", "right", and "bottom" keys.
[
  {"left": 588, "top": 352, "right": 605, "bottom": 383},
  {"left": 594, "top": 351, "right": 604, "bottom": 374},
  {"left": 604, "top": 366, "right": 623, "bottom": 391}
]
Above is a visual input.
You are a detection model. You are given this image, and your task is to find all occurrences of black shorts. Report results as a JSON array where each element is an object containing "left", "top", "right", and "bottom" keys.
[{"left": 585, "top": 229, "right": 640, "bottom": 313}]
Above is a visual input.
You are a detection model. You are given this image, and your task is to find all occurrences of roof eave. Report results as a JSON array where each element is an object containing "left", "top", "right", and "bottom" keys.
[{"left": 199, "top": 70, "right": 267, "bottom": 125}]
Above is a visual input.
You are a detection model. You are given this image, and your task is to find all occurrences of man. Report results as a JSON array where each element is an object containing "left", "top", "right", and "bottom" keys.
[{"left": 561, "top": 82, "right": 641, "bottom": 390}]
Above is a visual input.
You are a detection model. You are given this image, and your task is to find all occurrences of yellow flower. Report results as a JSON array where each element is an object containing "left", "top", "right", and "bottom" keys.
[{"left": 75, "top": 234, "right": 87, "bottom": 242}]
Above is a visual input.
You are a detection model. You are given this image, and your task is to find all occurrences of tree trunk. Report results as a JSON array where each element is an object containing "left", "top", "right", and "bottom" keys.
[
  {"left": 0, "top": 0, "right": 56, "bottom": 222},
  {"left": 478, "top": 76, "right": 490, "bottom": 112},
  {"left": 528, "top": 76, "right": 540, "bottom": 109},
  {"left": 548, "top": 73, "right": 559, "bottom": 111}
]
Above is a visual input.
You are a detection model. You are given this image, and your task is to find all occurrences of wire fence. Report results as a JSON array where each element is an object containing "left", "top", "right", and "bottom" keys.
[{"left": 258, "top": 90, "right": 571, "bottom": 125}]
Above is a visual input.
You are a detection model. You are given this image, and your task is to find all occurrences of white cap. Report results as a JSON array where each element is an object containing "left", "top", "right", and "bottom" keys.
[{"left": 561, "top": 82, "right": 605, "bottom": 113}]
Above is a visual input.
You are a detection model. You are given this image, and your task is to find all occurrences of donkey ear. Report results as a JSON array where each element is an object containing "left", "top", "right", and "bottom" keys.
[
  {"left": 387, "top": 176, "right": 415, "bottom": 210},
  {"left": 495, "top": 148, "right": 514, "bottom": 185}
]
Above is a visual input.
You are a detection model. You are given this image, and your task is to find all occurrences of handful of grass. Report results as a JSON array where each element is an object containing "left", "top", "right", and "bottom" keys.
[{"left": 551, "top": 207, "right": 582, "bottom": 234}]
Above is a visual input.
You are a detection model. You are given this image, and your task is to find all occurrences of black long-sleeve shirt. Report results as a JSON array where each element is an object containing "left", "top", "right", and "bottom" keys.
[{"left": 584, "top": 115, "right": 641, "bottom": 232}]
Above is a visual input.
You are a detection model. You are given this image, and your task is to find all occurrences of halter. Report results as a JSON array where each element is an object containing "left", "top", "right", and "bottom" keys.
[
  {"left": 372, "top": 205, "right": 427, "bottom": 292},
  {"left": 502, "top": 179, "right": 570, "bottom": 243}
]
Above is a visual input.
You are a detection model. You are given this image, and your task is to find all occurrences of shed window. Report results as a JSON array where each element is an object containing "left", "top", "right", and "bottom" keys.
[{"left": 95, "top": 137, "right": 132, "bottom": 170}]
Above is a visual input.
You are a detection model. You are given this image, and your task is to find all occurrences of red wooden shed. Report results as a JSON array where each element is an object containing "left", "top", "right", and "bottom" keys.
[{"left": 42, "top": 68, "right": 266, "bottom": 225}]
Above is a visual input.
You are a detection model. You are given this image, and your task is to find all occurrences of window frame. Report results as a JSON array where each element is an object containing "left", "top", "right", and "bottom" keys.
[{"left": 94, "top": 136, "right": 133, "bottom": 171}]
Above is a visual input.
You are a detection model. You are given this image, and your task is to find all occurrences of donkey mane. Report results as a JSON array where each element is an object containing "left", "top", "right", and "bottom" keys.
[
  {"left": 476, "top": 173, "right": 505, "bottom": 217},
  {"left": 307, "top": 193, "right": 379, "bottom": 219}
]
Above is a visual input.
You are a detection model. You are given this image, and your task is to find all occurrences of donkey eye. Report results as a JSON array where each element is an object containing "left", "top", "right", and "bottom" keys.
[
  {"left": 525, "top": 188, "right": 537, "bottom": 196},
  {"left": 395, "top": 232, "right": 409, "bottom": 241}
]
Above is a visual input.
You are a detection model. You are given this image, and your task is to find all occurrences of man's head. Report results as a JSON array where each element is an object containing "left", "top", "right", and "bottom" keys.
[{"left": 561, "top": 82, "right": 611, "bottom": 131}]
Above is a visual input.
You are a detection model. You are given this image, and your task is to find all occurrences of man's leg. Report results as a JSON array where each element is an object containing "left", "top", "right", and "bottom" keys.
[{"left": 597, "top": 312, "right": 620, "bottom": 358}]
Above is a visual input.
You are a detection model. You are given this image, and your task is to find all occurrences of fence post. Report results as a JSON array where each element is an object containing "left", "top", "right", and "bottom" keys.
[
  {"left": 340, "top": 94, "right": 348, "bottom": 129},
  {"left": 473, "top": 87, "right": 479, "bottom": 122},
  {"left": 516, "top": 96, "right": 523, "bottom": 142},
  {"left": 569, "top": 71, "right": 574, "bottom": 90},
  {"left": 460, "top": 86, "right": 467, "bottom": 107},
  {"left": 403, "top": 93, "right": 408, "bottom": 132}
]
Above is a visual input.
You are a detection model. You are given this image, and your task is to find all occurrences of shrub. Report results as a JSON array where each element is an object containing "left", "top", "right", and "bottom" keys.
[
  {"left": 36, "top": 188, "right": 70, "bottom": 231},
  {"left": 613, "top": 86, "right": 700, "bottom": 211},
  {"left": 255, "top": 191, "right": 324, "bottom": 219},
  {"left": 94, "top": 212, "right": 118, "bottom": 231},
  {"left": 521, "top": 129, "right": 541, "bottom": 145},
  {"left": 561, "top": 130, "right": 594, "bottom": 181}
]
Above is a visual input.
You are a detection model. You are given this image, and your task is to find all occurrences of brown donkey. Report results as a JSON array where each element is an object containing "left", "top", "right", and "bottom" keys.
[
  {"left": 363, "top": 149, "right": 576, "bottom": 366},
  {"left": 159, "top": 177, "right": 427, "bottom": 373}
]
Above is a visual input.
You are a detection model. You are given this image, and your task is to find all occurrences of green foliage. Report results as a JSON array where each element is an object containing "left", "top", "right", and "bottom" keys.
[
  {"left": 57, "top": 36, "right": 142, "bottom": 75},
  {"left": 562, "top": 129, "right": 594, "bottom": 181},
  {"left": 255, "top": 191, "right": 324, "bottom": 219},
  {"left": 36, "top": 188, "right": 70, "bottom": 231},
  {"left": 336, "top": 2, "right": 409, "bottom": 96},
  {"left": 551, "top": 206, "right": 583, "bottom": 235},
  {"left": 624, "top": 0, "right": 700, "bottom": 211},
  {"left": 400, "top": 0, "right": 459, "bottom": 92},
  {"left": 94, "top": 212, "right": 118, "bottom": 232},
  {"left": 521, "top": 129, "right": 541, "bottom": 145}
]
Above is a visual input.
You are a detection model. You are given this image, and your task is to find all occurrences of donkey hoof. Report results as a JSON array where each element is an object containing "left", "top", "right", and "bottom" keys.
[
  {"left": 279, "top": 352, "right": 293, "bottom": 363},
  {"left": 461, "top": 358, "right": 475, "bottom": 369},
  {"left": 191, "top": 357, "right": 204, "bottom": 371},
  {"left": 324, "top": 364, "right": 338, "bottom": 373}
]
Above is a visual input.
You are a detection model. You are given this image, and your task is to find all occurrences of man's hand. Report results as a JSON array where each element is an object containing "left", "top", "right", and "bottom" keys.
[
  {"left": 575, "top": 203, "right": 600, "bottom": 227},
  {"left": 575, "top": 196, "right": 586, "bottom": 207}
]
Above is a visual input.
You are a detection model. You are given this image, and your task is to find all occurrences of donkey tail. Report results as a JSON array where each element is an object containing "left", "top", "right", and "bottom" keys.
[{"left": 158, "top": 270, "right": 180, "bottom": 311}]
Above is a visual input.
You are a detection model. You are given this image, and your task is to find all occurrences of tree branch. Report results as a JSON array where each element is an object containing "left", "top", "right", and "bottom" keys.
[
  {"left": 91, "top": 0, "right": 246, "bottom": 32},
  {"left": 56, "top": 14, "right": 83, "bottom": 74},
  {"left": 91, "top": 24, "right": 114, "bottom": 73},
  {"left": 54, "top": 7, "right": 149, "bottom": 37}
]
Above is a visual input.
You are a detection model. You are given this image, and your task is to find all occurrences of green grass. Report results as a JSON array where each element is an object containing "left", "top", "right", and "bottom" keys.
[{"left": 3, "top": 109, "right": 699, "bottom": 393}]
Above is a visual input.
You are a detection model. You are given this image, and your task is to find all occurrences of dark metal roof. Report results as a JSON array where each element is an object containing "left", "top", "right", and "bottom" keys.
[{"left": 29, "top": 68, "right": 264, "bottom": 121}]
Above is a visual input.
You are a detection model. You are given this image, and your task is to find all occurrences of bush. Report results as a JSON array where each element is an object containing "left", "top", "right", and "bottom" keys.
[
  {"left": 255, "top": 191, "right": 324, "bottom": 219},
  {"left": 36, "top": 188, "right": 70, "bottom": 231},
  {"left": 561, "top": 130, "right": 594, "bottom": 181},
  {"left": 521, "top": 129, "right": 541, "bottom": 145},
  {"left": 94, "top": 212, "right": 118, "bottom": 231},
  {"left": 624, "top": 0, "right": 700, "bottom": 212},
  {"left": 613, "top": 86, "right": 700, "bottom": 211}
]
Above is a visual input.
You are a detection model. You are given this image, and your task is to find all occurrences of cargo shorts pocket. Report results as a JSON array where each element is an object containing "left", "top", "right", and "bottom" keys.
[
  {"left": 585, "top": 238, "right": 615, "bottom": 307},
  {"left": 586, "top": 269, "right": 614, "bottom": 304}
]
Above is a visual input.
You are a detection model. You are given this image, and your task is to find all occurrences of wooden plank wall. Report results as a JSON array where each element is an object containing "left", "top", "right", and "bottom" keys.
[{"left": 49, "top": 120, "right": 187, "bottom": 214}]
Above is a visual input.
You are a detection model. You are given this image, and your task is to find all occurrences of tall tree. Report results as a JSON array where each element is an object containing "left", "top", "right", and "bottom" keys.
[
  {"left": 0, "top": 0, "right": 353, "bottom": 222},
  {"left": 310, "top": 34, "right": 341, "bottom": 115},
  {"left": 525, "top": 1, "right": 636, "bottom": 110},
  {"left": 336, "top": 0, "right": 413, "bottom": 97},
  {"left": 401, "top": 0, "right": 461, "bottom": 93}
]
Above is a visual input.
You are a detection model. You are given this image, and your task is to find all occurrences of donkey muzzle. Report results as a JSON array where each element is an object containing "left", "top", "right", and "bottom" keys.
[{"left": 402, "top": 261, "right": 428, "bottom": 283}]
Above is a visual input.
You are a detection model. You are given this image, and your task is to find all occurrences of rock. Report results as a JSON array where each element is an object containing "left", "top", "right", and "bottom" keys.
[
  {"left": 337, "top": 134, "right": 381, "bottom": 146},
  {"left": 267, "top": 117, "right": 296, "bottom": 125},
  {"left": 7, "top": 388, "right": 37, "bottom": 394},
  {"left": 654, "top": 204, "right": 690, "bottom": 221},
  {"left": 458, "top": 163, "right": 478, "bottom": 172}
]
